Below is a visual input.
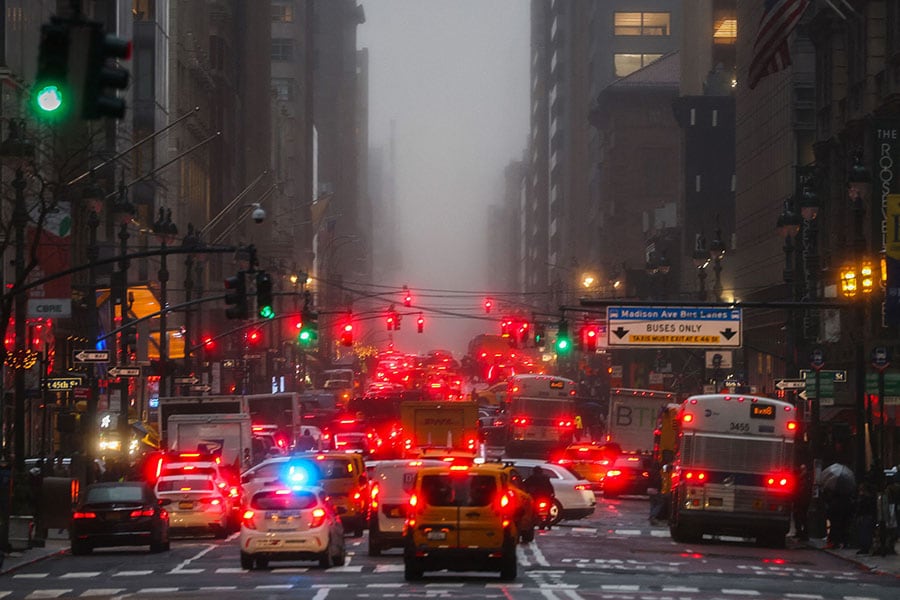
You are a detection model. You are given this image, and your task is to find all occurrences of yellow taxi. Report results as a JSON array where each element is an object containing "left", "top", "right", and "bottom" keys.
[
  {"left": 403, "top": 463, "right": 517, "bottom": 581},
  {"left": 293, "top": 451, "right": 368, "bottom": 537},
  {"left": 553, "top": 442, "right": 620, "bottom": 491}
]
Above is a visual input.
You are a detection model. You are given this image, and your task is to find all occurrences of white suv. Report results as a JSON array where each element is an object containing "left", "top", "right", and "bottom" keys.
[{"left": 366, "top": 458, "right": 444, "bottom": 556}]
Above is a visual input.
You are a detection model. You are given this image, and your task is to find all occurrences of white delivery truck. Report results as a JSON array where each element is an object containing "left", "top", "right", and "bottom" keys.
[
  {"left": 167, "top": 413, "right": 252, "bottom": 469},
  {"left": 606, "top": 388, "right": 679, "bottom": 453}
]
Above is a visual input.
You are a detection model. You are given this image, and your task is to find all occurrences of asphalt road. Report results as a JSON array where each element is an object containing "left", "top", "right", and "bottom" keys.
[{"left": 2, "top": 495, "right": 898, "bottom": 599}]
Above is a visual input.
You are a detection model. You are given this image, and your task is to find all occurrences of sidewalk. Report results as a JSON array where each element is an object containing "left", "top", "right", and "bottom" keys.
[
  {"left": 804, "top": 536, "right": 900, "bottom": 578},
  {"left": 1, "top": 531, "right": 69, "bottom": 576}
]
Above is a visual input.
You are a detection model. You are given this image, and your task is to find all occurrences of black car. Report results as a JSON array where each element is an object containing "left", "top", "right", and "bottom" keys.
[
  {"left": 601, "top": 454, "right": 654, "bottom": 498},
  {"left": 70, "top": 482, "right": 170, "bottom": 555}
]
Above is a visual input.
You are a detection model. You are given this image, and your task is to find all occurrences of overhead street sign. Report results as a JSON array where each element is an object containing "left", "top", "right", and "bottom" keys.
[
  {"left": 73, "top": 349, "right": 110, "bottom": 363},
  {"left": 44, "top": 376, "right": 83, "bottom": 392},
  {"left": 606, "top": 306, "right": 742, "bottom": 348},
  {"left": 775, "top": 378, "right": 806, "bottom": 390},
  {"left": 190, "top": 384, "right": 211, "bottom": 393},
  {"left": 108, "top": 366, "right": 141, "bottom": 378},
  {"left": 174, "top": 376, "right": 199, "bottom": 385}
]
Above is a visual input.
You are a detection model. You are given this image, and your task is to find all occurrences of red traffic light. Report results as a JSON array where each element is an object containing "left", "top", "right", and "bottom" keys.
[
  {"left": 201, "top": 336, "right": 215, "bottom": 351},
  {"left": 340, "top": 322, "right": 353, "bottom": 347},
  {"left": 417, "top": 313, "right": 425, "bottom": 333},
  {"left": 484, "top": 298, "right": 493, "bottom": 313},
  {"left": 386, "top": 314, "right": 395, "bottom": 331},
  {"left": 247, "top": 329, "right": 262, "bottom": 345}
]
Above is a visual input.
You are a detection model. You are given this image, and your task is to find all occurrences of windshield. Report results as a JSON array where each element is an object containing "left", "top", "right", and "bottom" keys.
[
  {"left": 156, "top": 478, "right": 215, "bottom": 492},
  {"left": 84, "top": 485, "right": 145, "bottom": 504},
  {"left": 252, "top": 490, "right": 318, "bottom": 511},
  {"left": 421, "top": 474, "right": 498, "bottom": 507}
]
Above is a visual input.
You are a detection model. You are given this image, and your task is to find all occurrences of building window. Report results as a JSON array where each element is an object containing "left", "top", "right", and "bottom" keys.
[
  {"left": 272, "top": 38, "right": 294, "bottom": 62},
  {"left": 272, "top": 78, "right": 294, "bottom": 101},
  {"left": 614, "top": 53, "right": 663, "bottom": 78},
  {"left": 133, "top": 0, "right": 155, "bottom": 21},
  {"left": 889, "top": 0, "right": 900, "bottom": 59},
  {"left": 614, "top": 12, "right": 670, "bottom": 36},
  {"left": 272, "top": 1, "right": 294, "bottom": 23}
]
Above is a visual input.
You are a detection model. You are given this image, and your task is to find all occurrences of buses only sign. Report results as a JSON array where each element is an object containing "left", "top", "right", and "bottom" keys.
[{"left": 607, "top": 306, "right": 742, "bottom": 348}]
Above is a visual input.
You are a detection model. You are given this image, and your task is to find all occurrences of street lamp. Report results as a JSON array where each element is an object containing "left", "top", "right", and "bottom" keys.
[
  {"left": 709, "top": 224, "right": 727, "bottom": 302},
  {"left": 0, "top": 119, "right": 34, "bottom": 551},
  {"left": 110, "top": 177, "right": 135, "bottom": 457},
  {"left": 841, "top": 149, "right": 873, "bottom": 479},
  {"left": 152, "top": 207, "right": 178, "bottom": 400},
  {"left": 692, "top": 232, "right": 710, "bottom": 301}
]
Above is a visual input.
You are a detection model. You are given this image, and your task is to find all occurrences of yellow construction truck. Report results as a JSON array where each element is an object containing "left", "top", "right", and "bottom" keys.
[{"left": 399, "top": 400, "right": 480, "bottom": 458}]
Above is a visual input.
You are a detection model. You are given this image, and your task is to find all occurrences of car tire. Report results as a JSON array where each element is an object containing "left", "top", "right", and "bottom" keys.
[
  {"left": 499, "top": 540, "right": 517, "bottom": 581},
  {"left": 240, "top": 552, "right": 254, "bottom": 570},
  {"left": 404, "top": 559, "right": 424, "bottom": 581},
  {"left": 214, "top": 526, "right": 228, "bottom": 540},
  {"left": 333, "top": 546, "right": 346, "bottom": 566},
  {"left": 521, "top": 525, "right": 535, "bottom": 543},
  {"left": 319, "top": 548, "right": 333, "bottom": 569},
  {"left": 70, "top": 540, "right": 91, "bottom": 556},
  {"left": 150, "top": 539, "right": 168, "bottom": 553},
  {"left": 256, "top": 557, "right": 269, "bottom": 569},
  {"left": 549, "top": 499, "right": 563, "bottom": 526}
]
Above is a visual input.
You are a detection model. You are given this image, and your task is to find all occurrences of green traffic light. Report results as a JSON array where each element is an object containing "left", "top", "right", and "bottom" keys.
[
  {"left": 259, "top": 305, "right": 275, "bottom": 319},
  {"left": 556, "top": 338, "right": 570, "bottom": 352},
  {"left": 36, "top": 85, "right": 63, "bottom": 112},
  {"left": 298, "top": 329, "right": 312, "bottom": 343}
]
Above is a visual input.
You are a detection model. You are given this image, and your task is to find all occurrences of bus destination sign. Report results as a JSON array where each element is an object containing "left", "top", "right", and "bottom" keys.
[{"left": 750, "top": 403, "right": 776, "bottom": 419}]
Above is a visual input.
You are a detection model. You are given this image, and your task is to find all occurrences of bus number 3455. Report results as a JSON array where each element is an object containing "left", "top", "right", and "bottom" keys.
[{"left": 729, "top": 422, "right": 750, "bottom": 433}]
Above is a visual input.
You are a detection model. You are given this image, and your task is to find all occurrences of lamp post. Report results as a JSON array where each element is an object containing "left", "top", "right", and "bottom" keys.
[
  {"left": 81, "top": 182, "right": 103, "bottom": 483},
  {"left": 0, "top": 119, "right": 34, "bottom": 552},
  {"left": 709, "top": 224, "right": 727, "bottom": 302},
  {"left": 181, "top": 224, "right": 202, "bottom": 378},
  {"left": 111, "top": 179, "right": 135, "bottom": 457},
  {"left": 841, "top": 150, "right": 873, "bottom": 479},
  {"left": 776, "top": 200, "right": 802, "bottom": 377},
  {"left": 152, "top": 208, "right": 178, "bottom": 401},
  {"left": 692, "top": 232, "right": 710, "bottom": 301}
]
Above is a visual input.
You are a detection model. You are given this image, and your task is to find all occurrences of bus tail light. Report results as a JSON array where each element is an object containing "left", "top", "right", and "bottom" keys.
[
  {"left": 682, "top": 413, "right": 694, "bottom": 424},
  {"left": 765, "top": 472, "right": 793, "bottom": 492},
  {"left": 512, "top": 416, "right": 529, "bottom": 426},
  {"left": 683, "top": 470, "right": 707, "bottom": 483},
  {"left": 786, "top": 421, "right": 798, "bottom": 432}
]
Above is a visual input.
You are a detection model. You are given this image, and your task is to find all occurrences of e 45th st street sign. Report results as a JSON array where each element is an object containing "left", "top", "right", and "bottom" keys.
[{"left": 607, "top": 306, "right": 742, "bottom": 348}]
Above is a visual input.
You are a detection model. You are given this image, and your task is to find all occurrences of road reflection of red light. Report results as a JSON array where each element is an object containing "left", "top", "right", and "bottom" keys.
[
  {"left": 680, "top": 552, "right": 704, "bottom": 559},
  {"left": 763, "top": 558, "right": 787, "bottom": 564}
]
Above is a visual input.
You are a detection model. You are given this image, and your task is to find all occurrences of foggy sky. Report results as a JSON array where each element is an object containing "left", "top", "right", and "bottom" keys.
[{"left": 358, "top": 0, "right": 530, "bottom": 356}]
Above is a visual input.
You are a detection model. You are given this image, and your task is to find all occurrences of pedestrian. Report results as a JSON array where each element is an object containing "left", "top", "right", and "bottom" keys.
[
  {"left": 823, "top": 462, "right": 855, "bottom": 549},
  {"left": 854, "top": 480, "right": 877, "bottom": 554},
  {"left": 792, "top": 463, "right": 812, "bottom": 541},
  {"left": 295, "top": 428, "right": 317, "bottom": 451}
]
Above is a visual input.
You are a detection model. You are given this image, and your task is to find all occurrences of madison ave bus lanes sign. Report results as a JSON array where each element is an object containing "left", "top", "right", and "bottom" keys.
[{"left": 607, "top": 306, "right": 742, "bottom": 348}]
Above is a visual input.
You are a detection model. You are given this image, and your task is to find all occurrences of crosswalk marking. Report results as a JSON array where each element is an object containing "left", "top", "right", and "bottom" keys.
[
  {"left": 215, "top": 567, "right": 246, "bottom": 574},
  {"left": 12, "top": 574, "right": 47, "bottom": 579},
  {"left": 255, "top": 584, "right": 293, "bottom": 590},
  {"left": 24, "top": 591, "right": 70, "bottom": 599},
  {"left": 167, "top": 568, "right": 204, "bottom": 574},
  {"left": 60, "top": 572, "right": 100, "bottom": 579},
  {"left": 113, "top": 570, "right": 153, "bottom": 577},
  {"left": 135, "top": 588, "right": 179, "bottom": 594},
  {"left": 80, "top": 590, "right": 125, "bottom": 597},
  {"left": 722, "top": 590, "right": 760, "bottom": 595},
  {"left": 199, "top": 586, "right": 238, "bottom": 591}
]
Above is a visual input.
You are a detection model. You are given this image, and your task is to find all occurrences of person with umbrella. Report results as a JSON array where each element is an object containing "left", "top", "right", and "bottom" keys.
[{"left": 821, "top": 461, "right": 856, "bottom": 549}]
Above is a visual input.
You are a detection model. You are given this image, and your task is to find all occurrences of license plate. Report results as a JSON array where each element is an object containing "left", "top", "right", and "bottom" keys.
[
  {"left": 426, "top": 531, "right": 446, "bottom": 541},
  {"left": 178, "top": 501, "right": 194, "bottom": 510},
  {"left": 268, "top": 511, "right": 300, "bottom": 519},
  {"left": 707, "top": 497, "right": 723, "bottom": 507}
]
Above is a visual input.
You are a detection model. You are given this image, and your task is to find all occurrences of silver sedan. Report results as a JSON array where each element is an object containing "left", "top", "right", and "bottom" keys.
[{"left": 502, "top": 458, "right": 596, "bottom": 525}]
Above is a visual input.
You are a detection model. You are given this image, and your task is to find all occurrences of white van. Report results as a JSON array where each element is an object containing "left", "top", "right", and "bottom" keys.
[{"left": 366, "top": 458, "right": 444, "bottom": 556}]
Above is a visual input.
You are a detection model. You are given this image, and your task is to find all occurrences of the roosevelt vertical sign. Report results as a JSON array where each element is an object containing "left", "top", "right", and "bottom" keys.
[{"left": 876, "top": 121, "right": 900, "bottom": 326}]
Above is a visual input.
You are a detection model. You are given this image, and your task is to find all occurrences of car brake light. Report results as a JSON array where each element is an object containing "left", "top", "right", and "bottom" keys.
[
  {"left": 574, "top": 484, "right": 590, "bottom": 491},
  {"left": 179, "top": 452, "right": 201, "bottom": 458},
  {"left": 310, "top": 507, "right": 327, "bottom": 528},
  {"left": 606, "top": 469, "right": 622, "bottom": 478},
  {"left": 129, "top": 507, "right": 156, "bottom": 518},
  {"left": 242, "top": 509, "right": 256, "bottom": 529},
  {"left": 409, "top": 493, "right": 418, "bottom": 507},
  {"left": 371, "top": 483, "right": 380, "bottom": 509},
  {"left": 73, "top": 511, "right": 97, "bottom": 519},
  {"left": 499, "top": 493, "right": 510, "bottom": 509}
]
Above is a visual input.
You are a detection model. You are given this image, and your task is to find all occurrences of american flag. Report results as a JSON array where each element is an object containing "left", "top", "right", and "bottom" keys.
[{"left": 748, "top": 0, "right": 810, "bottom": 89}]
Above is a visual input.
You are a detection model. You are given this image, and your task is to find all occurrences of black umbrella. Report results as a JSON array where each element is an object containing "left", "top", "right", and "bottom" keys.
[{"left": 820, "top": 463, "right": 856, "bottom": 495}]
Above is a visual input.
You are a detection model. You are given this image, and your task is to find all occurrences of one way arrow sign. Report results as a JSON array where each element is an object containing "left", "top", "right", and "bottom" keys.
[
  {"left": 775, "top": 378, "right": 806, "bottom": 390},
  {"left": 109, "top": 366, "right": 141, "bottom": 378},
  {"left": 174, "top": 376, "right": 199, "bottom": 385},
  {"left": 612, "top": 326, "right": 629, "bottom": 339},
  {"left": 73, "top": 349, "right": 110, "bottom": 363},
  {"left": 720, "top": 328, "right": 738, "bottom": 340}
]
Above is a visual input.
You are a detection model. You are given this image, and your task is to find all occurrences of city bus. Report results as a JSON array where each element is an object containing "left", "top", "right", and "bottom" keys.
[
  {"left": 668, "top": 394, "right": 799, "bottom": 547},
  {"left": 504, "top": 374, "right": 578, "bottom": 458}
]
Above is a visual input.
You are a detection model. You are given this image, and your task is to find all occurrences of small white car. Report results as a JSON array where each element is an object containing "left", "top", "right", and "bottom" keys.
[
  {"left": 240, "top": 487, "right": 346, "bottom": 569},
  {"left": 240, "top": 456, "right": 321, "bottom": 500},
  {"left": 155, "top": 475, "right": 229, "bottom": 538},
  {"left": 502, "top": 459, "right": 596, "bottom": 525},
  {"left": 366, "top": 458, "right": 444, "bottom": 556}
]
